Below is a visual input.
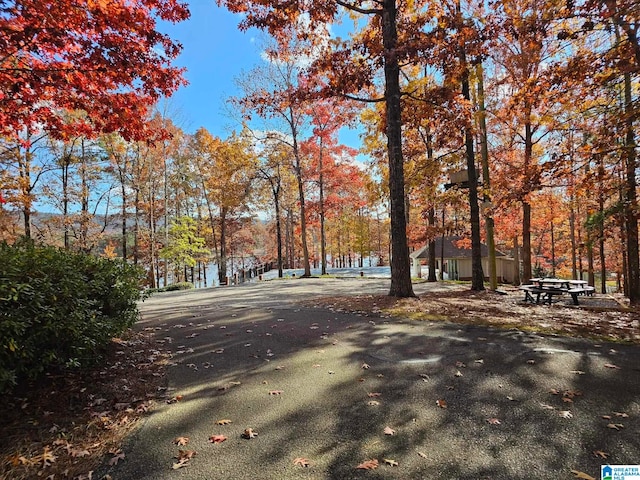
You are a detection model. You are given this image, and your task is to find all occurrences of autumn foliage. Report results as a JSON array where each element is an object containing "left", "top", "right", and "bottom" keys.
[{"left": 0, "top": 0, "right": 189, "bottom": 140}]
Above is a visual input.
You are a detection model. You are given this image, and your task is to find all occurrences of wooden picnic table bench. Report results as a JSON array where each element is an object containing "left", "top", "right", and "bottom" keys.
[
  {"left": 521, "top": 279, "right": 595, "bottom": 305},
  {"left": 520, "top": 284, "right": 565, "bottom": 305}
]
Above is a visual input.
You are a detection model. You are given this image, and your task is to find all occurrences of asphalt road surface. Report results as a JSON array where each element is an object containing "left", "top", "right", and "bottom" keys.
[{"left": 98, "top": 278, "right": 640, "bottom": 480}]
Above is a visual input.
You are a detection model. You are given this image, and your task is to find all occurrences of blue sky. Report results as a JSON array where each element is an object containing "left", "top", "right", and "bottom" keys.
[
  {"left": 157, "top": 2, "right": 263, "bottom": 136},
  {"left": 157, "top": 1, "right": 363, "bottom": 150}
]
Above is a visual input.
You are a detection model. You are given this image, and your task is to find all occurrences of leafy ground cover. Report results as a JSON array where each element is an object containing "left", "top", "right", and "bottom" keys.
[
  {"left": 0, "top": 332, "right": 169, "bottom": 480},
  {"left": 1, "top": 285, "right": 637, "bottom": 480},
  {"left": 314, "top": 285, "right": 639, "bottom": 345}
]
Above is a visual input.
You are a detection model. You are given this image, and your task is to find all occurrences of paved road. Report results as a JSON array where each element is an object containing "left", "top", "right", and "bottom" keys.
[{"left": 99, "top": 278, "right": 640, "bottom": 480}]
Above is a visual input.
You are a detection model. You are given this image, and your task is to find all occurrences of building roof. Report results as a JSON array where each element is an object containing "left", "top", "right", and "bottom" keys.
[{"left": 410, "top": 235, "right": 508, "bottom": 260}]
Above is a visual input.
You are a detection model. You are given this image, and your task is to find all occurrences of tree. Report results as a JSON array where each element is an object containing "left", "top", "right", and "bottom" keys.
[
  {"left": 160, "top": 216, "right": 209, "bottom": 283},
  {"left": 0, "top": 0, "right": 189, "bottom": 140},
  {"left": 233, "top": 41, "right": 314, "bottom": 277},
  {"left": 191, "top": 128, "right": 257, "bottom": 285},
  {"left": 218, "top": 0, "right": 425, "bottom": 296}
]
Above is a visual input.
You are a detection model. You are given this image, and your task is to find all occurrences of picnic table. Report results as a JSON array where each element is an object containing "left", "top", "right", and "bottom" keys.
[{"left": 520, "top": 278, "right": 595, "bottom": 305}]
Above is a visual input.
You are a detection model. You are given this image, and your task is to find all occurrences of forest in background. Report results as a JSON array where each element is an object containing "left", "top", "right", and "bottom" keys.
[{"left": 0, "top": 0, "right": 638, "bottom": 300}]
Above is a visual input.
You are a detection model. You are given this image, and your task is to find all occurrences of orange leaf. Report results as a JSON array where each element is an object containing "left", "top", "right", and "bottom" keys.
[
  {"left": 356, "top": 459, "right": 379, "bottom": 470},
  {"left": 209, "top": 435, "right": 227, "bottom": 444},
  {"left": 242, "top": 428, "right": 258, "bottom": 439},
  {"left": 216, "top": 419, "right": 232, "bottom": 425},
  {"left": 436, "top": 399, "right": 448, "bottom": 409},
  {"left": 293, "top": 457, "right": 311, "bottom": 467},
  {"left": 174, "top": 437, "right": 189, "bottom": 446}
]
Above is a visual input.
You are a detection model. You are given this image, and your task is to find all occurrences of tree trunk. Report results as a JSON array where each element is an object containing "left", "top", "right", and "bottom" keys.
[
  {"left": 460, "top": 47, "right": 484, "bottom": 291},
  {"left": 316, "top": 138, "right": 328, "bottom": 275},
  {"left": 622, "top": 69, "right": 639, "bottom": 303},
  {"left": 219, "top": 207, "right": 228, "bottom": 284},
  {"left": 428, "top": 206, "right": 437, "bottom": 282},
  {"left": 522, "top": 113, "right": 534, "bottom": 283},
  {"left": 382, "top": 0, "right": 414, "bottom": 297},
  {"left": 476, "top": 63, "right": 496, "bottom": 290}
]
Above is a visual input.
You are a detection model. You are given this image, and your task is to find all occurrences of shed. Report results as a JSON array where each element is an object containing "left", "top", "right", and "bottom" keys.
[{"left": 410, "top": 236, "right": 515, "bottom": 284}]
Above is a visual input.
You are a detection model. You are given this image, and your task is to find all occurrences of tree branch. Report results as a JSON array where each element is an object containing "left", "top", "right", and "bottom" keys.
[{"left": 335, "top": 0, "right": 382, "bottom": 15}]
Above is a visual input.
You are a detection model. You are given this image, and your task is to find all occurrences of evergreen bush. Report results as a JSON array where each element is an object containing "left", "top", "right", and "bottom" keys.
[{"left": 0, "top": 241, "right": 144, "bottom": 392}]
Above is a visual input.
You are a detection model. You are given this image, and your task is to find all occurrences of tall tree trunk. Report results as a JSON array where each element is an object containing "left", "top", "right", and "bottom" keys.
[
  {"left": 513, "top": 235, "right": 521, "bottom": 286},
  {"left": 219, "top": 207, "right": 228, "bottom": 284},
  {"left": 290, "top": 115, "right": 312, "bottom": 277},
  {"left": 476, "top": 63, "right": 496, "bottom": 289},
  {"left": 382, "top": 0, "right": 414, "bottom": 297},
  {"left": 522, "top": 109, "right": 534, "bottom": 283},
  {"left": 459, "top": 45, "right": 484, "bottom": 291},
  {"left": 622, "top": 69, "right": 639, "bottom": 303},
  {"left": 17, "top": 135, "right": 33, "bottom": 239},
  {"left": 61, "top": 152, "right": 70, "bottom": 250},
  {"left": 318, "top": 139, "right": 327, "bottom": 276},
  {"left": 428, "top": 206, "right": 437, "bottom": 282}
]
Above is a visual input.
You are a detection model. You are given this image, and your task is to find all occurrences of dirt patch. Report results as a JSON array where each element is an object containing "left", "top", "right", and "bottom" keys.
[{"left": 307, "top": 285, "right": 640, "bottom": 344}]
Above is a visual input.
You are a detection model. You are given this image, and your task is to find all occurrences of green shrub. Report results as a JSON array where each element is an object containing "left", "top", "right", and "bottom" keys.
[
  {"left": 146, "top": 282, "right": 194, "bottom": 295},
  {"left": 164, "top": 282, "right": 194, "bottom": 292},
  {"left": 0, "top": 240, "right": 144, "bottom": 392}
]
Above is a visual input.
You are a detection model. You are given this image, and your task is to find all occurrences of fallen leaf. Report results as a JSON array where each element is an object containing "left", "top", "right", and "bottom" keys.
[
  {"left": 174, "top": 437, "right": 189, "bottom": 446},
  {"left": 487, "top": 418, "right": 501, "bottom": 425},
  {"left": 70, "top": 448, "right": 91, "bottom": 458},
  {"left": 436, "top": 399, "right": 448, "bottom": 409},
  {"left": 455, "top": 361, "right": 466, "bottom": 368},
  {"left": 216, "top": 419, "right": 232, "bottom": 425},
  {"left": 570, "top": 370, "right": 585, "bottom": 375},
  {"left": 176, "top": 450, "right": 196, "bottom": 461},
  {"left": 549, "top": 389, "right": 560, "bottom": 395},
  {"left": 33, "top": 447, "right": 57, "bottom": 467},
  {"left": 356, "top": 459, "right": 379, "bottom": 470},
  {"left": 454, "top": 370, "right": 463, "bottom": 377},
  {"left": 417, "top": 451, "right": 428, "bottom": 459},
  {"left": 242, "top": 428, "right": 258, "bottom": 439},
  {"left": 562, "top": 397, "right": 574, "bottom": 404},
  {"left": 361, "top": 363, "right": 370, "bottom": 369},
  {"left": 570, "top": 470, "right": 595, "bottom": 480},
  {"left": 607, "top": 423, "right": 624, "bottom": 430},
  {"left": 293, "top": 457, "right": 311, "bottom": 467},
  {"left": 209, "top": 435, "right": 227, "bottom": 444},
  {"left": 172, "top": 459, "right": 189, "bottom": 470},
  {"left": 383, "top": 426, "right": 396, "bottom": 435},
  {"left": 368, "top": 400, "right": 380, "bottom": 406},
  {"left": 269, "top": 390, "right": 284, "bottom": 395},
  {"left": 593, "top": 450, "right": 609, "bottom": 459},
  {"left": 527, "top": 359, "right": 536, "bottom": 364},
  {"left": 275, "top": 365, "right": 285, "bottom": 370},
  {"left": 368, "top": 392, "right": 381, "bottom": 398},
  {"left": 559, "top": 411, "right": 573, "bottom": 419},
  {"left": 540, "top": 403, "right": 556, "bottom": 410},
  {"left": 474, "top": 359, "right": 484, "bottom": 364},
  {"left": 108, "top": 451, "right": 125, "bottom": 466},
  {"left": 384, "top": 458, "right": 399, "bottom": 467},
  {"left": 613, "top": 411, "right": 629, "bottom": 418},
  {"left": 601, "top": 415, "right": 612, "bottom": 420},
  {"left": 604, "top": 363, "right": 620, "bottom": 369},
  {"left": 564, "top": 390, "right": 583, "bottom": 398}
]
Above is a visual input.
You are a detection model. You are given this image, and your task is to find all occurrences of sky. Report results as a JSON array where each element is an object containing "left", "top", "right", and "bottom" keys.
[
  {"left": 157, "top": 1, "right": 363, "bottom": 150},
  {"left": 157, "top": 1, "right": 263, "bottom": 137}
]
